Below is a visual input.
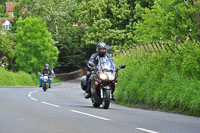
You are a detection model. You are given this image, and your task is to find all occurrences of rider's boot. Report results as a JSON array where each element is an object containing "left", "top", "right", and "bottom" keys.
[
  {"left": 111, "top": 82, "right": 116, "bottom": 100},
  {"left": 85, "top": 88, "right": 91, "bottom": 99},
  {"left": 85, "top": 77, "right": 92, "bottom": 99},
  {"left": 85, "top": 82, "right": 91, "bottom": 99},
  {"left": 111, "top": 93, "right": 116, "bottom": 100}
]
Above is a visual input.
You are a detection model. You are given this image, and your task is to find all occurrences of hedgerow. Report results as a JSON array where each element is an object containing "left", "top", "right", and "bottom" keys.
[
  {"left": 114, "top": 41, "right": 200, "bottom": 116},
  {"left": 0, "top": 68, "right": 61, "bottom": 86}
]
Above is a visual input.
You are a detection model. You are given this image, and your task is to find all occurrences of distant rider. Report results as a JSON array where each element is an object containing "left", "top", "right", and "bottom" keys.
[
  {"left": 85, "top": 42, "right": 116, "bottom": 100},
  {"left": 39, "top": 64, "right": 52, "bottom": 88}
]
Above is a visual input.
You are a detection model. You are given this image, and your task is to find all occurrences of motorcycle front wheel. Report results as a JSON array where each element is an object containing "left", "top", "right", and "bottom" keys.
[
  {"left": 43, "top": 83, "right": 48, "bottom": 91},
  {"left": 92, "top": 102, "right": 100, "bottom": 108},
  {"left": 102, "top": 90, "right": 110, "bottom": 109}
]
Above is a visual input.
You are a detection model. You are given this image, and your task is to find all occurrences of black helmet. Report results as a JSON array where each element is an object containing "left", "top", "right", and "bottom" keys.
[
  {"left": 96, "top": 42, "right": 107, "bottom": 56},
  {"left": 45, "top": 64, "right": 49, "bottom": 67}
]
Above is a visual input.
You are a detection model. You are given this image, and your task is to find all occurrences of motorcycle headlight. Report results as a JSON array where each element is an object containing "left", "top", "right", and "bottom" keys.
[
  {"left": 108, "top": 74, "right": 115, "bottom": 80},
  {"left": 44, "top": 76, "right": 48, "bottom": 80},
  {"left": 99, "top": 73, "right": 107, "bottom": 80}
]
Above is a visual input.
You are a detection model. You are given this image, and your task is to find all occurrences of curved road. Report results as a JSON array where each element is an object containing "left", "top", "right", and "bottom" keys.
[{"left": 0, "top": 78, "right": 200, "bottom": 133}]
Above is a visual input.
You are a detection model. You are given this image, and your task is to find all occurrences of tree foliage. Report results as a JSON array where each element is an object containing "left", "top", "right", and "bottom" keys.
[
  {"left": 0, "top": 31, "right": 15, "bottom": 70},
  {"left": 6, "top": 0, "right": 199, "bottom": 73},
  {"left": 14, "top": 0, "right": 76, "bottom": 39},
  {"left": 13, "top": 0, "right": 87, "bottom": 72},
  {"left": 11, "top": 0, "right": 159, "bottom": 72},
  {"left": 15, "top": 17, "right": 59, "bottom": 73},
  {"left": 133, "top": 0, "right": 200, "bottom": 43},
  {"left": 0, "top": 0, "right": 7, "bottom": 5},
  {"left": 79, "top": 0, "right": 134, "bottom": 47},
  {"left": 0, "top": 4, "right": 9, "bottom": 17}
]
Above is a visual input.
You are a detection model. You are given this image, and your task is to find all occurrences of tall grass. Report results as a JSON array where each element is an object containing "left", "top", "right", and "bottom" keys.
[
  {"left": 113, "top": 41, "right": 200, "bottom": 116},
  {"left": 0, "top": 68, "right": 61, "bottom": 86}
]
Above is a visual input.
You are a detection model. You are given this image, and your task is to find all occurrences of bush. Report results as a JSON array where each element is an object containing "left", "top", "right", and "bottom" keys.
[
  {"left": 0, "top": 68, "right": 61, "bottom": 86},
  {"left": 114, "top": 41, "right": 200, "bottom": 116}
]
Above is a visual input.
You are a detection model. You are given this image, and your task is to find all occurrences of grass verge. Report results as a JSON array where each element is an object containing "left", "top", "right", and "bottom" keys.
[
  {"left": 0, "top": 67, "right": 61, "bottom": 86},
  {"left": 113, "top": 41, "right": 200, "bottom": 116}
]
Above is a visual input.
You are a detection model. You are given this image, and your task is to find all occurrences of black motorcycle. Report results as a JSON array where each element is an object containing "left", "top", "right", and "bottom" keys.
[{"left": 81, "top": 57, "right": 125, "bottom": 109}]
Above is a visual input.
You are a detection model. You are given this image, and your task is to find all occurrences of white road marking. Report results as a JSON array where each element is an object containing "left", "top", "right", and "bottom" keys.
[
  {"left": 28, "top": 90, "right": 60, "bottom": 108},
  {"left": 70, "top": 110, "right": 111, "bottom": 121},
  {"left": 41, "top": 101, "right": 60, "bottom": 108},
  {"left": 28, "top": 91, "right": 38, "bottom": 98},
  {"left": 135, "top": 128, "right": 159, "bottom": 133},
  {"left": 32, "top": 90, "right": 38, "bottom": 93},
  {"left": 28, "top": 90, "right": 39, "bottom": 102},
  {"left": 30, "top": 97, "right": 39, "bottom": 101},
  {"left": 48, "top": 88, "right": 67, "bottom": 92}
]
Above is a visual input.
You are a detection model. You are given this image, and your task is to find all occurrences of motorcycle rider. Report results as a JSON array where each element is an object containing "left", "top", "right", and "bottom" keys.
[
  {"left": 85, "top": 42, "right": 116, "bottom": 100},
  {"left": 39, "top": 64, "right": 52, "bottom": 88}
]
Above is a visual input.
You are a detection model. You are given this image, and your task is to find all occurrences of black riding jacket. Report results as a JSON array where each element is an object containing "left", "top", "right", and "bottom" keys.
[
  {"left": 87, "top": 52, "right": 111, "bottom": 71},
  {"left": 41, "top": 68, "right": 52, "bottom": 76}
]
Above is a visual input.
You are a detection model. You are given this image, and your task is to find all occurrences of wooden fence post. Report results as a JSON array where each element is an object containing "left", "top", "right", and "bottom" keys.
[{"left": 151, "top": 42, "right": 156, "bottom": 51}]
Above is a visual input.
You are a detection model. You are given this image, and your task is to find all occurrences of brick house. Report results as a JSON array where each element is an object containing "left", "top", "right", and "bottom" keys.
[
  {"left": 0, "top": 2, "right": 19, "bottom": 32},
  {"left": 6, "top": 2, "right": 18, "bottom": 18}
]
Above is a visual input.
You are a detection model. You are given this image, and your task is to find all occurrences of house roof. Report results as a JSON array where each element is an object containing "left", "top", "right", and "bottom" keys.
[
  {"left": 6, "top": 2, "right": 18, "bottom": 12},
  {"left": 0, "top": 17, "right": 13, "bottom": 24}
]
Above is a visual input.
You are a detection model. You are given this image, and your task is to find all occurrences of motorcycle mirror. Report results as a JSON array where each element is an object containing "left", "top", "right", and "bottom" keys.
[{"left": 119, "top": 64, "right": 126, "bottom": 69}]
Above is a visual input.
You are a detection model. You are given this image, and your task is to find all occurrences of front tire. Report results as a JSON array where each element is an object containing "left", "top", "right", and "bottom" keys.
[
  {"left": 92, "top": 102, "right": 100, "bottom": 108},
  {"left": 43, "top": 83, "right": 47, "bottom": 91},
  {"left": 102, "top": 90, "right": 110, "bottom": 109}
]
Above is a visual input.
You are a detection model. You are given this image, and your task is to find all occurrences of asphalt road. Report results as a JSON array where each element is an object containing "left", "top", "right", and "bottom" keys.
[{"left": 0, "top": 78, "right": 200, "bottom": 133}]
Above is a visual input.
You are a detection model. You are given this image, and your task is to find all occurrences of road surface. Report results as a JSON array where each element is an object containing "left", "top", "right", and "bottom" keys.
[{"left": 0, "top": 78, "right": 200, "bottom": 133}]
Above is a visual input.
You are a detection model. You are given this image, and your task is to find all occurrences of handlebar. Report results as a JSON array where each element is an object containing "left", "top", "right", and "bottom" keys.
[{"left": 40, "top": 74, "right": 51, "bottom": 78}]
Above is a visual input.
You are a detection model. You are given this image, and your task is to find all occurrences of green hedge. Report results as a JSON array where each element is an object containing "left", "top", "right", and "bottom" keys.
[
  {"left": 0, "top": 68, "right": 61, "bottom": 86},
  {"left": 114, "top": 41, "right": 200, "bottom": 116}
]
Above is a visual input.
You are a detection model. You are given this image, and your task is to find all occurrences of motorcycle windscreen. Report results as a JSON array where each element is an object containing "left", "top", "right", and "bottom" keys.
[{"left": 97, "top": 57, "right": 117, "bottom": 71}]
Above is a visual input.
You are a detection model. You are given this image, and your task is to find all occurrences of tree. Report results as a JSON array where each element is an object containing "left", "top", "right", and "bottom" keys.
[
  {"left": 12, "top": 0, "right": 163, "bottom": 72},
  {"left": 0, "top": 30, "right": 15, "bottom": 70},
  {"left": 13, "top": 0, "right": 87, "bottom": 73},
  {"left": 15, "top": 17, "right": 59, "bottom": 73},
  {"left": 79, "top": 0, "right": 134, "bottom": 48},
  {"left": 0, "top": 4, "right": 9, "bottom": 17},
  {"left": 15, "top": 0, "right": 76, "bottom": 38},
  {"left": 0, "top": 0, "right": 7, "bottom": 5},
  {"left": 133, "top": 0, "right": 200, "bottom": 43},
  {"left": 134, "top": 0, "right": 154, "bottom": 8}
]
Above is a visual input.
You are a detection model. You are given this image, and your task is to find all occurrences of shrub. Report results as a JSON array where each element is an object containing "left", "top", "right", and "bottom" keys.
[
  {"left": 113, "top": 41, "right": 200, "bottom": 116},
  {"left": 0, "top": 68, "right": 61, "bottom": 86}
]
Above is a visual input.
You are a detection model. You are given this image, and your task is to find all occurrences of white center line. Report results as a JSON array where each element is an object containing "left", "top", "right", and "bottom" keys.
[
  {"left": 28, "top": 94, "right": 31, "bottom": 97},
  {"left": 28, "top": 90, "right": 39, "bottom": 102},
  {"left": 28, "top": 90, "right": 60, "bottom": 108},
  {"left": 70, "top": 110, "right": 111, "bottom": 121},
  {"left": 30, "top": 97, "right": 39, "bottom": 101},
  {"left": 135, "top": 128, "right": 159, "bottom": 133},
  {"left": 41, "top": 101, "right": 60, "bottom": 108}
]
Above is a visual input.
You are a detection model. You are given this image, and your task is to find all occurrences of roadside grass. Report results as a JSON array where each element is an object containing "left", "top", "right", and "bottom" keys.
[
  {"left": 113, "top": 42, "right": 200, "bottom": 116},
  {"left": 0, "top": 67, "right": 61, "bottom": 86}
]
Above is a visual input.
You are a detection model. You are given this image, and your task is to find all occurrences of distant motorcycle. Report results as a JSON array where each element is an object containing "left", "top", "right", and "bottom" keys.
[
  {"left": 81, "top": 57, "right": 125, "bottom": 109},
  {"left": 42, "top": 74, "right": 49, "bottom": 91}
]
